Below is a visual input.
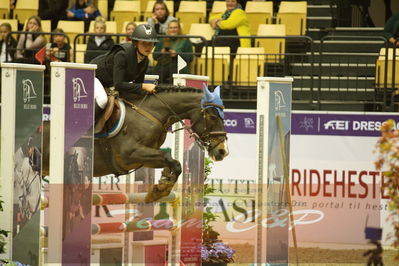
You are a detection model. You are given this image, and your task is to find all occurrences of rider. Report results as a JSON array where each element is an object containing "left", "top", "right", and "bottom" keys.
[{"left": 91, "top": 24, "right": 159, "bottom": 120}]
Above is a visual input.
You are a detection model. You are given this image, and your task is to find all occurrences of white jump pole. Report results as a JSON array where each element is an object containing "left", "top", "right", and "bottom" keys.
[
  {"left": 256, "top": 77, "right": 293, "bottom": 264},
  {"left": 171, "top": 74, "right": 208, "bottom": 265},
  {"left": 0, "top": 63, "right": 45, "bottom": 264}
]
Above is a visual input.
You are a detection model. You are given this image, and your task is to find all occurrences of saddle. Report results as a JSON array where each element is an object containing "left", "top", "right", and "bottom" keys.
[{"left": 94, "top": 88, "right": 121, "bottom": 135}]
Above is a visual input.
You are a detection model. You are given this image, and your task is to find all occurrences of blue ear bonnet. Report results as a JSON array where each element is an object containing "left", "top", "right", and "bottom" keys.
[{"left": 201, "top": 84, "right": 225, "bottom": 119}]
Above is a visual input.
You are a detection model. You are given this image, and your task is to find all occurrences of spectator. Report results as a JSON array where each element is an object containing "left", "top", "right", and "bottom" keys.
[
  {"left": 15, "top": 16, "right": 47, "bottom": 64},
  {"left": 48, "top": 28, "right": 71, "bottom": 62},
  {"left": 67, "top": 0, "right": 101, "bottom": 32},
  {"left": 39, "top": 0, "right": 69, "bottom": 30},
  {"left": 209, "top": 0, "right": 250, "bottom": 54},
  {"left": 0, "top": 22, "right": 17, "bottom": 63},
  {"left": 121, "top": 22, "right": 136, "bottom": 44},
  {"left": 147, "top": 0, "right": 176, "bottom": 34},
  {"left": 85, "top": 17, "right": 114, "bottom": 63},
  {"left": 153, "top": 20, "right": 192, "bottom": 84},
  {"left": 384, "top": 13, "right": 399, "bottom": 47}
]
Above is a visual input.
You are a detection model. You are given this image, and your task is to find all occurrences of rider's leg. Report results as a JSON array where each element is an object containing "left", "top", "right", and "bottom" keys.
[{"left": 94, "top": 78, "right": 108, "bottom": 113}]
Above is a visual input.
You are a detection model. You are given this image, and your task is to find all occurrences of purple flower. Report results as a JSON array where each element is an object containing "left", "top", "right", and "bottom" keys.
[{"left": 201, "top": 241, "right": 236, "bottom": 263}]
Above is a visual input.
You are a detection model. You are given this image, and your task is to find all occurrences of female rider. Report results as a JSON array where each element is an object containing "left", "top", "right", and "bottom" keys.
[{"left": 91, "top": 24, "right": 158, "bottom": 120}]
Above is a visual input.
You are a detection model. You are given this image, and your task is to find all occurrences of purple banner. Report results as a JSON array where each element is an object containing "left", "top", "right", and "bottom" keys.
[
  {"left": 292, "top": 113, "right": 399, "bottom": 137},
  {"left": 224, "top": 112, "right": 256, "bottom": 134},
  {"left": 64, "top": 69, "right": 94, "bottom": 150}
]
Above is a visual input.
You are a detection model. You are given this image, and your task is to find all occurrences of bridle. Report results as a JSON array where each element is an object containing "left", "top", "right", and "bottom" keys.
[
  {"left": 151, "top": 93, "right": 227, "bottom": 152},
  {"left": 191, "top": 103, "right": 227, "bottom": 151}
]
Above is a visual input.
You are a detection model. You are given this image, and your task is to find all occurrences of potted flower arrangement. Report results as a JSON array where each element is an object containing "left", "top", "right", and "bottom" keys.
[{"left": 202, "top": 158, "right": 235, "bottom": 265}]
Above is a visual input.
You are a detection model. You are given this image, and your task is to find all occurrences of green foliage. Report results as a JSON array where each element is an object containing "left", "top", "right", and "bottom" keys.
[
  {"left": 375, "top": 120, "right": 399, "bottom": 259},
  {"left": 0, "top": 196, "right": 9, "bottom": 254}
]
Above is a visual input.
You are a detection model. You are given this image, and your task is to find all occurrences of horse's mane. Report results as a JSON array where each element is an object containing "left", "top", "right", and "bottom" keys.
[{"left": 155, "top": 84, "right": 203, "bottom": 94}]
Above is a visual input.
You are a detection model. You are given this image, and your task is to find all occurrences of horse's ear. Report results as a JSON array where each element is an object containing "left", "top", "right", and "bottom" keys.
[
  {"left": 214, "top": 86, "right": 221, "bottom": 97},
  {"left": 202, "top": 83, "right": 214, "bottom": 102}
]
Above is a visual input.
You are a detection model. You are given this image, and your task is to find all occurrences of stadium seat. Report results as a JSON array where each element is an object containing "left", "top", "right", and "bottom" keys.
[
  {"left": 89, "top": 20, "right": 117, "bottom": 33},
  {"left": 188, "top": 23, "right": 215, "bottom": 44},
  {"left": 175, "top": 1, "right": 206, "bottom": 34},
  {"left": 57, "top": 20, "right": 85, "bottom": 44},
  {"left": 121, "top": 20, "right": 147, "bottom": 34},
  {"left": 0, "top": 0, "right": 9, "bottom": 19},
  {"left": 13, "top": 0, "right": 38, "bottom": 25},
  {"left": 143, "top": 0, "right": 174, "bottom": 21},
  {"left": 375, "top": 48, "right": 399, "bottom": 89},
  {"left": 233, "top": 47, "right": 264, "bottom": 86},
  {"left": 0, "top": 19, "right": 18, "bottom": 32},
  {"left": 256, "top": 24, "right": 286, "bottom": 63},
  {"left": 97, "top": 0, "right": 108, "bottom": 20},
  {"left": 208, "top": 1, "right": 225, "bottom": 22},
  {"left": 245, "top": 1, "right": 273, "bottom": 36},
  {"left": 110, "top": 1, "right": 140, "bottom": 33},
  {"left": 196, "top": 46, "right": 230, "bottom": 84},
  {"left": 276, "top": 1, "right": 307, "bottom": 35},
  {"left": 88, "top": 20, "right": 117, "bottom": 42},
  {"left": 74, "top": 43, "right": 87, "bottom": 63}
]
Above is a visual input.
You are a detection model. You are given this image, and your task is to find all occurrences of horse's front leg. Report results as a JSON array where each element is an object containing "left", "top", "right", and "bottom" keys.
[{"left": 122, "top": 146, "right": 181, "bottom": 203}]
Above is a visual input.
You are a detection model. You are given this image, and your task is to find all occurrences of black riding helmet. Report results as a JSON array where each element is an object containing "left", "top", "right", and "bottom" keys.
[{"left": 131, "top": 24, "right": 159, "bottom": 43}]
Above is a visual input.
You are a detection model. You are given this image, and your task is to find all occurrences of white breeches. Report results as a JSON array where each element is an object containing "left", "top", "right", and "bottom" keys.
[{"left": 94, "top": 78, "right": 108, "bottom": 109}]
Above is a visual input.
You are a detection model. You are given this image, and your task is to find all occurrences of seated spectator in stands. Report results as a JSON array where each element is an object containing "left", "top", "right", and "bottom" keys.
[
  {"left": 39, "top": 0, "right": 69, "bottom": 30},
  {"left": 0, "top": 22, "right": 17, "bottom": 63},
  {"left": 67, "top": 0, "right": 101, "bottom": 32},
  {"left": 384, "top": 12, "right": 399, "bottom": 47},
  {"left": 147, "top": 0, "right": 176, "bottom": 34},
  {"left": 153, "top": 20, "right": 192, "bottom": 84},
  {"left": 84, "top": 17, "right": 114, "bottom": 63},
  {"left": 15, "top": 16, "right": 47, "bottom": 64},
  {"left": 209, "top": 0, "right": 250, "bottom": 54},
  {"left": 121, "top": 22, "right": 136, "bottom": 44},
  {"left": 48, "top": 28, "right": 71, "bottom": 62}
]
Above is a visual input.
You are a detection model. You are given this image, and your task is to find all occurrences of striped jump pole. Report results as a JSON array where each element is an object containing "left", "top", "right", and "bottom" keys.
[
  {"left": 0, "top": 63, "right": 45, "bottom": 265},
  {"left": 41, "top": 192, "right": 177, "bottom": 209},
  {"left": 92, "top": 219, "right": 176, "bottom": 234},
  {"left": 47, "top": 62, "right": 96, "bottom": 265}
]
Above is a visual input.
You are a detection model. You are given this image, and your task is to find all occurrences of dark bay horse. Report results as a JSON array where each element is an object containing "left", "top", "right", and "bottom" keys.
[{"left": 42, "top": 85, "right": 228, "bottom": 203}]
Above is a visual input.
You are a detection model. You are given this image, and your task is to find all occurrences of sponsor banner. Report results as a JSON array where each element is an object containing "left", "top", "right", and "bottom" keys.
[
  {"left": 13, "top": 69, "right": 43, "bottom": 265},
  {"left": 61, "top": 68, "right": 94, "bottom": 264},
  {"left": 207, "top": 110, "right": 394, "bottom": 252},
  {"left": 223, "top": 111, "right": 256, "bottom": 134},
  {"left": 292, "top": 112, "right": 399, "bottom": 136}
]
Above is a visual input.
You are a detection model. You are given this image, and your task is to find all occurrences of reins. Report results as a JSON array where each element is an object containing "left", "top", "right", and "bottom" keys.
[{"left": 123, "top": 91, "right": 227, "bottom": 151}]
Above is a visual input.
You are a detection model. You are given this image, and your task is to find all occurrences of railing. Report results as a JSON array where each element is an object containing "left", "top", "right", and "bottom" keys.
[{"left": 3, "top": 31, "right": 398, "bottom": 112}]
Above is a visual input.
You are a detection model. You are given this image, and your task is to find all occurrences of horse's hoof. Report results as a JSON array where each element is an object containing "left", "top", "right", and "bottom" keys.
[{"left": 144, "top": 184, "right": 173, "bottom": 203}]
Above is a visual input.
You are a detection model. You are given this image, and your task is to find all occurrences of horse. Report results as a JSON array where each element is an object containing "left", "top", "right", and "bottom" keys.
[{"left": 42, "top": 84, "right": 229, "bottom": 203}]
